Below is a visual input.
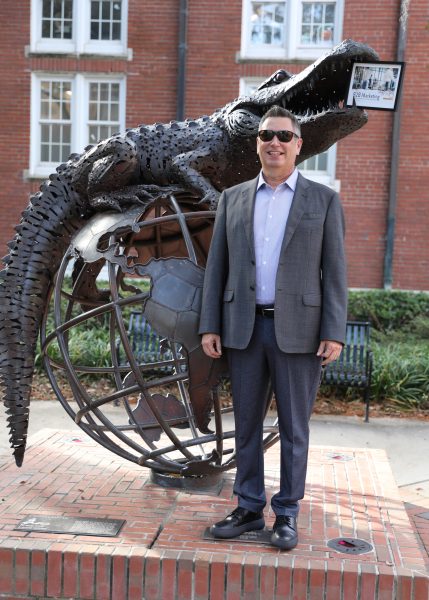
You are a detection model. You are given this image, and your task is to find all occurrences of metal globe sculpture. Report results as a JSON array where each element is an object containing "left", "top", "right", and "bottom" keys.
[{"left": 40, "top": 193, "right": 279, "bottom": 484}]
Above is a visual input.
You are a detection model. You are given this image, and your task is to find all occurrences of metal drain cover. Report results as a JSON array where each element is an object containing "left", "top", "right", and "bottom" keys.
[{"left": 328, "top": 537, "right": 373, "bottom": 554}]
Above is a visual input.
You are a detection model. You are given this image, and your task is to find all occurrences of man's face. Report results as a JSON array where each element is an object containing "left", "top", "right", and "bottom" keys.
[{"left": 256, "top": 116, "right": 303, "bottom": 177}]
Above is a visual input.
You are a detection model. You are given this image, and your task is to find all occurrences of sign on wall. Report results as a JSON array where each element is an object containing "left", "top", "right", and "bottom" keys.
[{"left": 346, "top": 61, "right": 405, "bottom": 111}]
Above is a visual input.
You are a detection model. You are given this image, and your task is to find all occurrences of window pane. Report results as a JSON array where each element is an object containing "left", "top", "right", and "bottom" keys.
[
  {"left": 91, "top": 22, "right": 100, "bottom": 39},
  {"left": 87, "top": 82, "right": 121, "bottom": 145},
  {"left": 301, "top": 2, "right": 336, "bottom": 46},
  {"left": 62, "top": 125, "right": 71, "bottom": 143},
  {"left": 250, "top": 2, "right": 285, "bottom": 47},
  {"left": 51, "top": 124, "right": 61, "bottom": 143},
  {"left": 317, "top": 151, "right": 328, "bottom": 170},
  {"left": 101, "top": 22, "right": 110, "bottom": 40},
  {"left": 313, "top": 4, "right": 323, "bottom": 22},
  {"left": 99, "top": 83, "right": 109, "bottom": 101},
  {"left": 110, "top": 103, "right": 119, "bottom": 121},
  {"left": 322, "top": 26, "right": 333, "bottom": 41},
  {"left": 41, "top": 124, "right": 50, "bottom": 146},
  {"left": 52, "top": 20, "right": 62, "bottom": 38},
  {"left": 41, "top": 0, "right": 73, "bottom": 39},
  {"left": 91, "top": 0, "right": 122, "bottom": 41},
  {"left": 39, "top": 80, "right": 71, "bottom": 164},
  {"left": 53, "top": 0, "right": 62, "bottom": 17},
  {"left": 325, "top": 4, "right": 335, "bottom": 20},
  {"left": 301, "top": 25, "right": 311, "bottom": 43},
  {"left": 89, "top": 104, "right": 98, "bottom": 120},
  {"left": 110, "top": 84, "right": 119, "bottom": 102},
  {"left": 300, "top": 150, "right": 329, "bottom": 172},
  {"left": 64, "top": 0, "right": 73, "bottom": 19},
  {"left": 61, "top": 97, "right": 71, "bottom": 119},
  {"left": 41, "top": 20, "right": 51, "bottom": 38},
  {"left": 112, "top": 22, "right": 121, "bottom": 39},
  {"left": 99, "top": 103, "right": 109, "bottom": 120},
  {"left": 51, "top": 144, "right": 61, "bottom": 163},
  {"left": 42, "top": 1, "right": 52, "bottom": 18},
  {"left": 102, "top": 1, "right": 111, "bottom": 19},
  {"left": 41, "top": 144, "right": 50, "bottom": 162},
  {"left": 91, "top": 2, "right": 99, "bottom": 19},
  {"left": 302, "top": 4, "right": 311, "bottom": 22}
]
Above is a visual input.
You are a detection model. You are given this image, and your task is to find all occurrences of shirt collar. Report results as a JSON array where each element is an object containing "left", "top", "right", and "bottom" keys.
[{"left": 257, "top": 168, "right": 299, "bottom": 192}]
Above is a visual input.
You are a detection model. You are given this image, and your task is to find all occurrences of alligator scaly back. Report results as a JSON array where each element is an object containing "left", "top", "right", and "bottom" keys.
[{"left": 0, "top": 157, "right": 89, "bottom": 466}]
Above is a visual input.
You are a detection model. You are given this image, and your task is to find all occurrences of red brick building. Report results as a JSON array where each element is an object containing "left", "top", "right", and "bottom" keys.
[{"left": 0, "top": 0, "right": 427, "bottom": 290}]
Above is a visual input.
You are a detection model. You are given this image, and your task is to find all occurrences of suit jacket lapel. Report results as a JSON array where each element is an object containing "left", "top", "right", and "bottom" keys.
[
  {"left": 241, "top": 177, "right": 259, "bottom": 258},
  {"left": 279, "top": 172, "right": 309, "bottom": 255}
]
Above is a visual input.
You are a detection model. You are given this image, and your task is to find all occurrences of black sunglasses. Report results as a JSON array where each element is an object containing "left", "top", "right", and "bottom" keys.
[{"left": 257, "top": 129, "right": 299, "bottom": 143}]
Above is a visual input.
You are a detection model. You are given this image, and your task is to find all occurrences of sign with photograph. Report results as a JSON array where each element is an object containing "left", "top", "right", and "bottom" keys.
[{"left": 346, "top": 61, "right": 405, "bottom": 111}]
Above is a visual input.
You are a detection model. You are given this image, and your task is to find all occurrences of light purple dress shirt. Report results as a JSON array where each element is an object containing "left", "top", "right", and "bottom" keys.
[{"left": 253, "top": 168, "right": 298, "bottom": 305}]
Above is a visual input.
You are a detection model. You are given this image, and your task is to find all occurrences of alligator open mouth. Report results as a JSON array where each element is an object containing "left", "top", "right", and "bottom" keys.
[{"left": 228, "top": 39, "right": 379, "bottom": 162}]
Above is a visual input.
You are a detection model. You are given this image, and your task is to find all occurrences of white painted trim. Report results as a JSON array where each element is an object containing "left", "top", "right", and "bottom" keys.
[
  {"left": 30, "top": 0, "right": 128, "bottom": 56},
  {"left": 29, "top": 72, "right": 126, "bottom": 179},
  {"left": 240, "top": 0, "right": 344, "bottom": 60}
]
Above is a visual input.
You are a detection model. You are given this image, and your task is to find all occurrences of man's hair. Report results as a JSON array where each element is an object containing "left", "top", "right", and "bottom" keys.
[{"left": 259, "top": 106, "right": 301, "bottom": 137}]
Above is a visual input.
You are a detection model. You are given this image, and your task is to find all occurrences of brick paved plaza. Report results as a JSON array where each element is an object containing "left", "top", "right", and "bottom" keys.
[{"left": 0, "top": 428, "right": 428, "bottom": 599}]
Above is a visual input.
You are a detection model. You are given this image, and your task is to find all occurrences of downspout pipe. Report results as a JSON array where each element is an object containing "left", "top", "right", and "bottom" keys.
[
  {"left": 383, "top": 0, "right": 409, "bottom": 289},
  {"left": 176, "top": 0, "right": 188, "bottom": 121}
]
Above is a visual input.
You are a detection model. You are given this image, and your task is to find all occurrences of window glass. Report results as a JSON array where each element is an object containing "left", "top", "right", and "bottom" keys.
[
  {"left": 300, "top": 151, "right": 328, "bottom": 171},
  {"left": 88, "top": 81, "right": 121, "bottom": 144},
  {"left": 90, "top": 0, "right": 122, "bottom": 41},
  {"left": 41, "top": 0, "right": 73, "bottom": 39},
  {"left": 39, "top": 80, "right": 72, "bottom": 163},
  {"left": 250, "top": 2, "right": 286, "bottom": 47},
  {"left": 301, "top": 2, "right": 335, "bottom": 45}
]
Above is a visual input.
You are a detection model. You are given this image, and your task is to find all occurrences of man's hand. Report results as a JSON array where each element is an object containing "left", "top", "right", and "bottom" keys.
[
  {"left": 317, "top": 340, "right": 343, "bottom": 366},
  {"left": 201, "top": 333, "right": 222, "bottom": 358}
]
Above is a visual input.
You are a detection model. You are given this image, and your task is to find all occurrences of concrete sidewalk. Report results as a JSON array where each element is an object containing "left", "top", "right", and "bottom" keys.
[{"left": 1, "top": 401, "right": 428, "bottom": 493}]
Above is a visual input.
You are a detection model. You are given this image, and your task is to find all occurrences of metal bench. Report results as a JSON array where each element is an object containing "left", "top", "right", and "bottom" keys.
[
  {"left": 322, "top": 320, "right": 373, "bottom": 422},
  {"left": 116, "top": 310, "right": 169, "bottom": 367}
]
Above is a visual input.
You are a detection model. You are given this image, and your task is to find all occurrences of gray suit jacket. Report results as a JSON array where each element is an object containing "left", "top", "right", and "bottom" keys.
[{"left": 199, "top": 172, "right": 348, "bottom": 353}]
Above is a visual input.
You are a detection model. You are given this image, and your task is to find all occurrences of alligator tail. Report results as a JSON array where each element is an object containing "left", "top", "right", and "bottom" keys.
[{"left": 0, "top": 159, "right": 90, "bottom": 466}]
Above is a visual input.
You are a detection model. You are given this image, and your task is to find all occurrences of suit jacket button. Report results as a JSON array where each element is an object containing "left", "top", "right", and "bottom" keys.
[
  {"left": 250, "top": 285, "right": 255, "bottom": 291},
  {"left": 251, "top": 260, "right": 255, "bottom": 265}
]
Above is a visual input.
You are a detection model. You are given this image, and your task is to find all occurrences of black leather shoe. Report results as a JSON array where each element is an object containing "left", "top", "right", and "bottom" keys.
[
  {"left": 271, "top": 516, "right": 298, "bottom": 550},
  {"left": 210, "top": 507, "right": 265, "bottom": 539}
]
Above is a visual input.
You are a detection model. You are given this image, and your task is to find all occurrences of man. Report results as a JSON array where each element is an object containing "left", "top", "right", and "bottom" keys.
[{"left": 199, "top": 106, "right": 347, "bottom": 550}]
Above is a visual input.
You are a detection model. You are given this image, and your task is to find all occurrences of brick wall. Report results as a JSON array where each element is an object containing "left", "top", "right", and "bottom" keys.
[{"left": 0, "top": 0, "right": 427, "bottom": 290}]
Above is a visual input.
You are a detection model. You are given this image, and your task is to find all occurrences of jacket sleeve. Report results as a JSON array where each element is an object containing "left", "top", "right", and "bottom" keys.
[
  {"left": 319, "top": 192, "right": 348, "bottom": 344},
  {"left": 198, "top": 191, "right": 229, "bottom": 335}
]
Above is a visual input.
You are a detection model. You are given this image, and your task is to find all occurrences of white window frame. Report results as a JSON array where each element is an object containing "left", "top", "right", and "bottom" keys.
[
  {"left": 30, "top": 72, "right": 126, "bottom": 179},
  {"left": 240, "top": 0, "right": 344, "bottom": 61},
  {"left": 239, "top": 76, "right": 340, "bottom": 190},
  {"left": 30, "top": 0, "right": 129, "bottom": 56}
]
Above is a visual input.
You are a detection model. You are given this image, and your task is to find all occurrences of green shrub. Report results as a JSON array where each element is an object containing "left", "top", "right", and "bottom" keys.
[
  {"left": 371, "top": 341, "right": 429, "bottom": 409},
  {"left": 36, "top": 326, "right": 112, "bottom": 370},
  {"left": 348, "top": 290, "right": 429, "bottom": 332}
]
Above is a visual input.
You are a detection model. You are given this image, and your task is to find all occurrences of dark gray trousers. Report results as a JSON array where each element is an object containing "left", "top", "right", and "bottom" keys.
[{"left": 227, "top": 315, "right": 322, "bottom": 517}]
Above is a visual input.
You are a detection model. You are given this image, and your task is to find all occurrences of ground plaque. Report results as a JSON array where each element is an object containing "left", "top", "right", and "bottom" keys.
[
  {"left": 15, "top": 515, "right": 125, "bottom": 537},
  {"left": 203, "top": 526, "right": 272, "bottom": 545}
]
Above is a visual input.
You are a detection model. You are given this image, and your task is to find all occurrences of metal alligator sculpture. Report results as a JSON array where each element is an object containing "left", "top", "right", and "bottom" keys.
[{"left": 0, "top": 40, "right": 378, "bottom": 466}]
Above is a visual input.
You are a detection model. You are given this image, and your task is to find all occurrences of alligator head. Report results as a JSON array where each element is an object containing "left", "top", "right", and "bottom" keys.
[{"left": 222, "top": 39, "right": 379, "bottom": 162}]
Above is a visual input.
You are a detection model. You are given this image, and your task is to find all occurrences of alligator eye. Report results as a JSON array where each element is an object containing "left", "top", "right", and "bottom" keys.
[
  {"left": 257, "top": 69, "right": 291, "bottom": 90},
  {"left": 273, "top": 70, "right": 289, "bottom": 83}
]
